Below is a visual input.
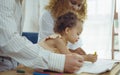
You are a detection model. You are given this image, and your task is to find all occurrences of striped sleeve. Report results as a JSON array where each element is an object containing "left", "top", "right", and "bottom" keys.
[{"left": 0, "top": 0, "right": 65, "bottom": 72}]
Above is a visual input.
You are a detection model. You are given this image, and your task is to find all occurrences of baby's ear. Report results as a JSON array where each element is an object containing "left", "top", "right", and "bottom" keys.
[{"left": 65, "top": 27, "right": 71, "bottom": 34}]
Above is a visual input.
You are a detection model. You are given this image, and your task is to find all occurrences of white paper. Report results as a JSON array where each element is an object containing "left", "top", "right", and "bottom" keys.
[{"left": 76, "top": 59, "right": 117, "bottom": 74}]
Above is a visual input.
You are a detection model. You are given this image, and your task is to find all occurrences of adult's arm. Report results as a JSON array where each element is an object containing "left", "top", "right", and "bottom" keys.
[{"left": 0, "top": 0, "right": 65, "bottom": 72}]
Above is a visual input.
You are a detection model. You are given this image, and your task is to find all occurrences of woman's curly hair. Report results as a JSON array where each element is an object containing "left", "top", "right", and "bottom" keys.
[{"left": 45, "top": 0, "right": 87, "bottom": 20}]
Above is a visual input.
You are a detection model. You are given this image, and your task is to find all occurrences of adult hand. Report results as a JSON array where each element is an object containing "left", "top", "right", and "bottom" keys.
[{"left": 64, "top": 53, "right": 84, "bottom": 73}]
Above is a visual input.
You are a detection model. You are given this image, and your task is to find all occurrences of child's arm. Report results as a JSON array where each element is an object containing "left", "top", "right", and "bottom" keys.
[
  {"left": 69, "top": 47, "right": 86, "bottom": 55},
  {"left": 54, "top": 38, "right": 71, "bottom": 54}
]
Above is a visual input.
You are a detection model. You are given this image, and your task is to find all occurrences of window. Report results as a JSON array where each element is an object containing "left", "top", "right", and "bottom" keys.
[
  {"left": 113, "top": 0, "right": 120, "bottom": 60},
  {"left": 81, "top": 0, "right": 114, "bottom": 59},
  {"left": 114, "top": 13, "right": 119, "bottom": 51}
]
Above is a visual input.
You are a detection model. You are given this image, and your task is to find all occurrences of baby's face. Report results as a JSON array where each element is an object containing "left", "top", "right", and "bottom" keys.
[{"left": 67, "top": 21, "right": 83, "bottom": 44}]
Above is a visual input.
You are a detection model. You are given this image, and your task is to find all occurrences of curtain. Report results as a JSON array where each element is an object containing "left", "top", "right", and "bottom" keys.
[{"left": 81, "top": 0, "right": 115, "bottom": 59}]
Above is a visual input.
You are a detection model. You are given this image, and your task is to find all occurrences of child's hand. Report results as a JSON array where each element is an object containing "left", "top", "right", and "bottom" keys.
[{"left": 86, "top": 54, "right": 97, "bottom": 63}]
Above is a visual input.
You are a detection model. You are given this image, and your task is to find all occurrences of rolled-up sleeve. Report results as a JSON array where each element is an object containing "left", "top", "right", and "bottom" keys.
[{"left": 0, "top": 0, "right": 65, "bottom": 72}]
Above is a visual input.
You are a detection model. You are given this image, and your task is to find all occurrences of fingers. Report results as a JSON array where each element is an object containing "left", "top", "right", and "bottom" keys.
[
  {"left": 92, "top": 54, "right": 97, "bottom": 62},
  {"left": 72, "top": 54, "right": 84, "bottom": 70},
  {"left": 72, "top": 53, "right": 84, "bottom": 62},
  {"left": 76, "top": 61, "right": 83, "bottom": 67},
  {"left": 72, "top": 53, "right": 84, "bottom": 67},
  {"left": 86, "top": 54, "right": 97, "bottom": 63},
  {"left": 64, "top": 54, "right": 84, "bottom": 73}
]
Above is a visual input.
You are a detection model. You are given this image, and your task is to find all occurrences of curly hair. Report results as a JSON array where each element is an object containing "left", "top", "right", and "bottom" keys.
[
  {"left": 54, "top": 12, "right": 83, "bottom": 34},
  {"left": 45, "top": 0, "right": 87, "bottom": 20}
]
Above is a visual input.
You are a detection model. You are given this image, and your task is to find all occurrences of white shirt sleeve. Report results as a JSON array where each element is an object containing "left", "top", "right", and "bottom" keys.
[{"left": 0, "top": 0, "right": 65, "bottom": 72}]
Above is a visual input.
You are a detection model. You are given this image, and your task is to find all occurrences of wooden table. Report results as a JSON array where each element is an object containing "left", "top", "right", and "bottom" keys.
[{"left": 0, "top": 63, "right": 120, "bottom": 75}]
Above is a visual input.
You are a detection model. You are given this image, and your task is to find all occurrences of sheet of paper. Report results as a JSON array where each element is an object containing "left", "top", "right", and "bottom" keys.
[{"left": 75, "top": 59, "right": 117, "bottom": 74}]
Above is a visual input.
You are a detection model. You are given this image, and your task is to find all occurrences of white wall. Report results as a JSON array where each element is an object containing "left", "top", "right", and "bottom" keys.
[
  {"left": 81, "top": 16, "right": 113, "bottom": 59},
  {"left": 81, "top": 0, "right": 115, "bottom": 59}
]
